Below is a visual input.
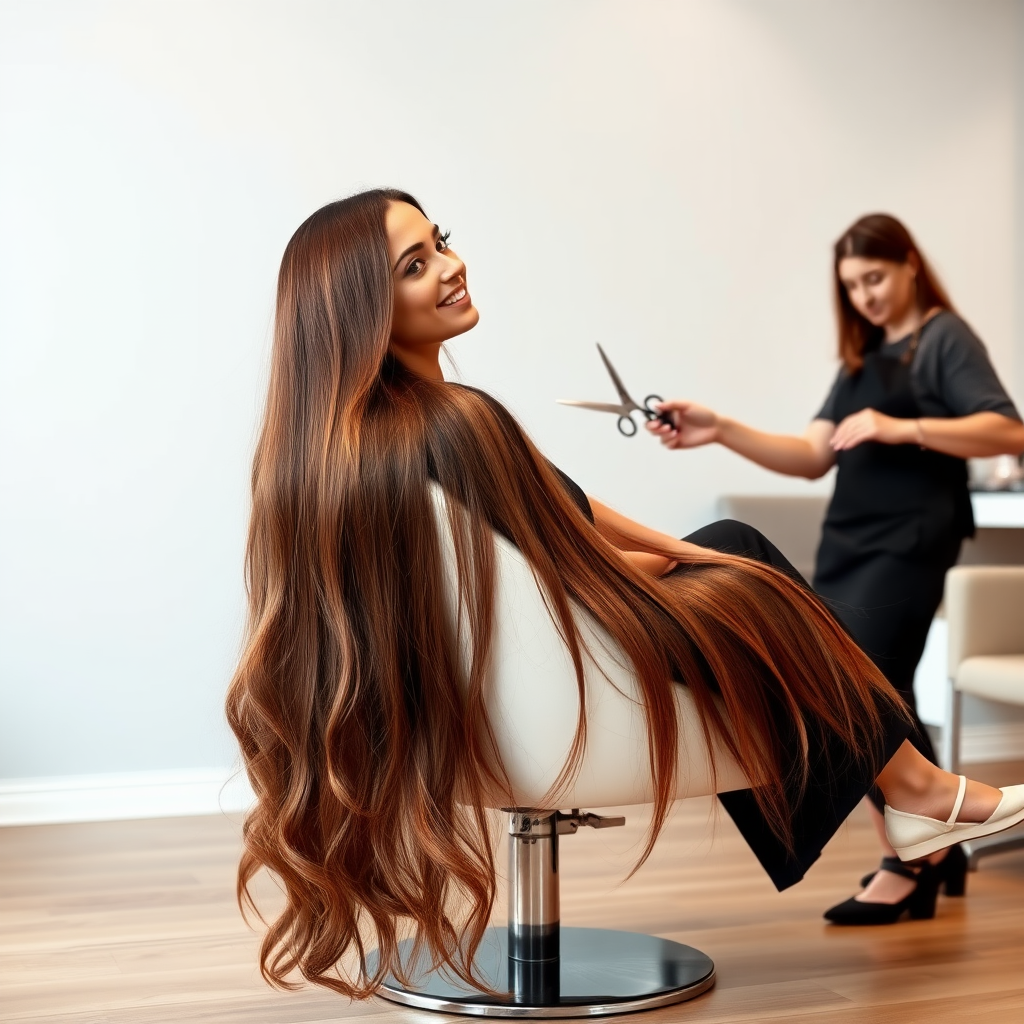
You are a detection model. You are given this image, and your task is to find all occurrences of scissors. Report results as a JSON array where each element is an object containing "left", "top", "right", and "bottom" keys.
[{"left": 558, "top": 344, "right": 675, "bottom": 437}]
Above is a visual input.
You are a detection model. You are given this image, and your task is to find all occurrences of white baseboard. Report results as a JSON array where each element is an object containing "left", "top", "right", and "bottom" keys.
[
  {"left": 0, "top": 724, "right": 1019, "bottom": 827},
  {"left": 0, "top": 768, "right": 255, "bottom": 827},
  {"left": 2, "top": 726, "right": 1022, "bottom": 828}
]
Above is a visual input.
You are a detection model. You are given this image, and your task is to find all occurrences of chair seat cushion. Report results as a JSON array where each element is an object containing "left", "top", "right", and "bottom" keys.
[{"left": 956, "top": 655, "right": 1024, "bottom": 706}]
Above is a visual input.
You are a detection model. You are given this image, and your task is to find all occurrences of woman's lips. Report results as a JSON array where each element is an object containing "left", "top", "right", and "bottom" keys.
[{"left": 438, "top": 286, "right": 469, "bottom": 308}]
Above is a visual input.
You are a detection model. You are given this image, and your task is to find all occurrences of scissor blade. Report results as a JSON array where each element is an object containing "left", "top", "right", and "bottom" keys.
[
  {"left": 557, "top": 399, "right": 629, "bottom": 415},
  {"left": 596, "top": 344, "right": 635, "bottom": 406}
]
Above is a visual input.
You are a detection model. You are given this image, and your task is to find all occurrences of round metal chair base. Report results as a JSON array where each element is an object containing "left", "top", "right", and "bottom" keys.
[{"left": 375, "top": 926, "right": 715, "bottom": 1018}]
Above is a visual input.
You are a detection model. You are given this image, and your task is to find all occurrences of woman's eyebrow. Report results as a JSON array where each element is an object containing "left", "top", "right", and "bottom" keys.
[{"left": 391, "top": 225, "right": 441, "bottom": 272}]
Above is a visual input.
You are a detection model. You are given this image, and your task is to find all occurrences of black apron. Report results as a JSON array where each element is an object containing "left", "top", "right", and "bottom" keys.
[
  {"left": 812, "top": 341, "right": 972, "bottom": 799},
  {"left": 815, "top": 343, "right": 973, "bottom": 583}
]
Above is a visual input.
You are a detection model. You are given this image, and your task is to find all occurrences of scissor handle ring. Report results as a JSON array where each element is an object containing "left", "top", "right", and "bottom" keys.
[
  {"left": 644, "top": 394, "right": 674, "bottom": 427},
  {"left": 617, "top": 415, "right": 638, "bottom": 437}
]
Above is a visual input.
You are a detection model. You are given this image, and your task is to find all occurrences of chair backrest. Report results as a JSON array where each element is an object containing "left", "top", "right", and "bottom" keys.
[
  {"left": 945, "top": 565, "right": 1024, "bottom": 673},
  {"left": 429, "top": 484, "right": 748, "bottom": 809}
]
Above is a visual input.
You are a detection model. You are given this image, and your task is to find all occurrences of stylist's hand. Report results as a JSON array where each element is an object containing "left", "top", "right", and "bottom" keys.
[
  {"left": 831, "top": 408, "right": 916, "bottom": 451},
  {"left": 645, "top": 400, "right": 720, "bottom": 449}
]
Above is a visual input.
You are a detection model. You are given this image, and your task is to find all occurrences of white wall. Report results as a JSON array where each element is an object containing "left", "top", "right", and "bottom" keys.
[{"left": 1, "top": 0, "right": 1021, "bottom": 783}]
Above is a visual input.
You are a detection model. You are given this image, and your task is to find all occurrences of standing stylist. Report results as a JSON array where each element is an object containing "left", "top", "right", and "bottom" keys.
[{"left": 648, "top": 214, "right": 1024, "bottom": 924}]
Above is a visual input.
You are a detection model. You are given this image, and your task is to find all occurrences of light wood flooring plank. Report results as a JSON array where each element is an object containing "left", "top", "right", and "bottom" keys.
[{"left": 1, "top": 764, "right": 1023, "bottom": 1024}]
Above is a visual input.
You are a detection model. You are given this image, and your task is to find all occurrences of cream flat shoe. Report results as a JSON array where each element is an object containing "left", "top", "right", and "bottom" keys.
[{"left": 885, "top": 776, "right": 1024, "bottom": 861}]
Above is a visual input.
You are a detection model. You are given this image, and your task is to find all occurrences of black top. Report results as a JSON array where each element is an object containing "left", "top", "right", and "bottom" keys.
[
  {"left": 552, "top": 465, "right": 594, "bottom": 523},
  {"left": 815, "top": 311, "right": 1020, "bottom": 423},
  {"left": 817, "top": 328, "right": 975, "bottom": 562}
]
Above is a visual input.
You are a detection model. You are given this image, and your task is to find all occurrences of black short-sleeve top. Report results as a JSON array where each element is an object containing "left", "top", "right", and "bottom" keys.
[{"left": 815, "top": 311, "right": 1020, "bottom": 423}]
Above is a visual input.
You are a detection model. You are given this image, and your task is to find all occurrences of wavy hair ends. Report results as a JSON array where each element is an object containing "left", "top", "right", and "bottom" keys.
[
  {"left": 228, "top": 190, "right": 907, "bottom": 997},
  {"left": 833, "top": 213, "right": 955, "bottom": 374}
]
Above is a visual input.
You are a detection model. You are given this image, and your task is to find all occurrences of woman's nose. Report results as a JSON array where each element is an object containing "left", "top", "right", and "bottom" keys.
[{"left": 439, "top": 251, "right": 466, "bottom": 281}]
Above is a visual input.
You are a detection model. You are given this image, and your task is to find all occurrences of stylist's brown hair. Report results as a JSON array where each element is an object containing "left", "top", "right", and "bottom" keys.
[
  {"left": 834, "top": 213, "right": 955, "bottom": 373},
  {"left": 227, "top": 189, "right": 906, "bottom": 997}
]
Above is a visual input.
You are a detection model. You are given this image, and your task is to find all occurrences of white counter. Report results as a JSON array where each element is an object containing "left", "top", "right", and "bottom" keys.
[{"left": 970, "top": 492, "right": 1024, "bottom": 528}]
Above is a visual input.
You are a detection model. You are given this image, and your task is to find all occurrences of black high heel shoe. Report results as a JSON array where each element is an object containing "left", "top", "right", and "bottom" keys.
[
  {"left": 858, "top": 843, "right": 968, "bottom": 896},
  {"left": 824, "top": 859, "right": 940, "bottom": 925},
  {"left": 939, "top": 843, "right": 968, "bottom": 896}
]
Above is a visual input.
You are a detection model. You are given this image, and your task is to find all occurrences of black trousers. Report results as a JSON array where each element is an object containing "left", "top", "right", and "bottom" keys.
[
  {"left": 813, "top": 539, "right": 961, "bottom": 809},
  {"left": 669, "top": 520, "right": 912, "bottom": 891}
]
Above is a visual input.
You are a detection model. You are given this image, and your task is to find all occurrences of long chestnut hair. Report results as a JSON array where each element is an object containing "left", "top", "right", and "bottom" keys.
[
  {"left": 833, "top": 213, "right": 955, "bottom": 373},
  {"left": 227, "top": 189, "right": 905, "bottom": 997}
]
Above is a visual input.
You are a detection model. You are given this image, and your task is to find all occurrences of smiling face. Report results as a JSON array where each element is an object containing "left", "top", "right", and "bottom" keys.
[
  {"left": 838, "top": 254, "right": 919, "bottom": 330},
  {"left": 386, "top": 201, "right": 479, "bottom": 377}
]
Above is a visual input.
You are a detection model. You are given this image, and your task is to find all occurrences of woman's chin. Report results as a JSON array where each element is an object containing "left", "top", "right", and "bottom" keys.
[{"left": 444, "top": 306, "right": 480, "bottom": 339}]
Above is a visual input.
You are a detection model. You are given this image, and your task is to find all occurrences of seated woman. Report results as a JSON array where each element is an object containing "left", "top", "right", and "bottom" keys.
[{"left": 226, "top": 189, "right": 1024, "bottom": 997}]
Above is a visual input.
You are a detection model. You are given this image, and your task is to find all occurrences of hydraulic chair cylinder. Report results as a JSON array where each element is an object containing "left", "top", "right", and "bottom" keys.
[{"left": 507, "top": 811, "right": 561, "bottom": 963}]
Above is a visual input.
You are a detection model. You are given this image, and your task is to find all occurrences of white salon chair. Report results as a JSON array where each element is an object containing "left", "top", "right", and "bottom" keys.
[
  {"left": 942, "top": 566, "right": 1024, "bottom": 869},
  {"left": 373, "top": 486, "right": 749, "bottom": 1017}
]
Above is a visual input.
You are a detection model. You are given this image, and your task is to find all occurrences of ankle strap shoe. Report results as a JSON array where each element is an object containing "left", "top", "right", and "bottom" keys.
[
  {"left": 885, "top": 777, "right": 1024, "bottom": 861},
  {"left": 859, "top": 844, "right": 967, "bottom": 895},
  {"left": 824, "top": 861, "right": 939, "bottom": 925}
]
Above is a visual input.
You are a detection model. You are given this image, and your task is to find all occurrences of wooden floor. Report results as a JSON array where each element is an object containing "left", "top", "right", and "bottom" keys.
[{"left": 2, "top": 762, "right": 1023, "bottom": 1023}]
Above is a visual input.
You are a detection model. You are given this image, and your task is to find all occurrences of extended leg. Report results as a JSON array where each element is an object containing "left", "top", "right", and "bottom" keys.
[
  {"left": 873, "top": 739, "right": 1024, "bottom": 863},
  {"left": 876, "top": 739, "right": 1001, "bottom": 825},
  {"left": 668, "top": 520, "right": 914, "bottom": 890}
]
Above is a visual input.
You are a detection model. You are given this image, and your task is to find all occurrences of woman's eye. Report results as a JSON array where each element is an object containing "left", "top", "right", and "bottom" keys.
[
  {"left": 405, "top": 258, "right": 425, "bottom": 276},
  {"left": 436, "top": 230, "right": 451, "bottom": 253}
]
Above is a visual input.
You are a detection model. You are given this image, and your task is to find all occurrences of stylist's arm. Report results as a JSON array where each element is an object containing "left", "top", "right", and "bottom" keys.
[
  {"left": 646, "top": 400, "right": 837, "bottom": 479},
  {"left": 829, "top": 407, "right": 1024, "bottom": 455}
]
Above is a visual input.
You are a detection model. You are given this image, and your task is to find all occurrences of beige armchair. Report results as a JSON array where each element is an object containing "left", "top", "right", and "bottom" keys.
[{"left": 942, "top": 566, "right": 1024, "bottom": 867}]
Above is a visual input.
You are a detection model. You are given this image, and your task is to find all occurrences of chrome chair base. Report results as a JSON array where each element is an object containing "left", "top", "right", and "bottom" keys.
[{"left": 375, "top": 926, "right": 715, "bottom": 1018}]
